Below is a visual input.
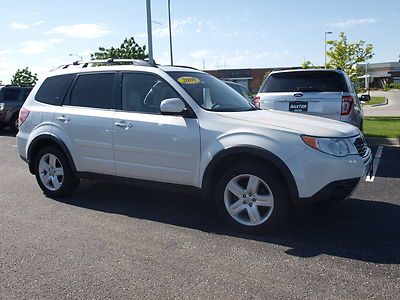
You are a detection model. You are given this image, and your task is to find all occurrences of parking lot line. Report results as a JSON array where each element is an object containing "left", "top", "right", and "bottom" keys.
[{"left": 365, "top": 145, "right": 383, "bottom": 182}]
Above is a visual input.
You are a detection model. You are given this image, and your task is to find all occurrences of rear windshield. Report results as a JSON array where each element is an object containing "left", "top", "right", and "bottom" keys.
[{"left": 260, "top": 71, "right": 349, "bottom": 93}]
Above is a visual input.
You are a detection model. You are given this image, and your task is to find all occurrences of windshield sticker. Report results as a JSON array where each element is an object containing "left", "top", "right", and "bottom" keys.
[{"left": 177, "top": 76, "right": 201, "bottom": 84}]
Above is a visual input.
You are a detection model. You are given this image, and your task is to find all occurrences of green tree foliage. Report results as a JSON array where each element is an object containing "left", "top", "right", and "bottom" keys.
[
  {"left": 11, "top": 67, "right": 38, "bottom": 86},
  {"left": 301, "top": 60, "right": 317, "bottom": 69},
  {"left": 326, "top": 32, "right": 374, "bottom": 80},
  {"left": 90, "top": 37, "right": 148, "bottom": 60}
]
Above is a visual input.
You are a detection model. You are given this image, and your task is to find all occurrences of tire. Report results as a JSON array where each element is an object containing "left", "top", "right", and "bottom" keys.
[
  {"left": 0, "top": 123, "right": 4, "bottom": 131},
  {"left": 9, "top": 114, "right": 19, "bottom": 133},
  {"left": 215, "top": 162, "right": 290, "bottom": 234},
  {"left": 34, "top": 146, "right": 79, "bottom": 197}
]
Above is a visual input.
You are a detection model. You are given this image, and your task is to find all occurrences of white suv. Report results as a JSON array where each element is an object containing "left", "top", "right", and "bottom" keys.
[
  {"left": 17, "top": 60, "right": 372, "bottom": 233},
  {"left": 255, "top": 69, "right": 368, "bottom": 129}
]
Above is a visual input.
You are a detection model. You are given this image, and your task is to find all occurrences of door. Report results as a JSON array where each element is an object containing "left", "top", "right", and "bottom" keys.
[
  {"left": 113, "top": 72, "right": 201, "bottom": 186},
  {"left": 54, "top": 72, "right": 117, "bottom": 175}
]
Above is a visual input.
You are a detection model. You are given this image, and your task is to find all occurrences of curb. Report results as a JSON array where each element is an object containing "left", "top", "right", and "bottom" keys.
[
  {"left": 366, "top": 137, "right": 400, "bottom": 147},
  {"left": 369, "top": 97, "right": 388, "bottom": 107}
]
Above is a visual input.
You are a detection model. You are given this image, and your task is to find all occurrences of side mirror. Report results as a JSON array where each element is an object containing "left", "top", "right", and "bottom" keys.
[
  {"left": 360, "top": 94, "right": 371, "bottom": 102},
  {"left": 160, "top": 98, "right": 186, "bottom": 115}
]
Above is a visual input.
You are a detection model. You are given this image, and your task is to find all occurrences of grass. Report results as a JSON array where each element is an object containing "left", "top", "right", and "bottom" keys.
[
  {"left": 363, "top": 117, "right": 400, "bottom": 138},
  {"left": 363, "top": 96, "right": 386, "bottom": 106}
]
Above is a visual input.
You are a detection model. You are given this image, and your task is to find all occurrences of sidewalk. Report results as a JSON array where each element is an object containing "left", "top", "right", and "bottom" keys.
[{"left": 363, "top": 90, "right": 400, "bottom": 117}]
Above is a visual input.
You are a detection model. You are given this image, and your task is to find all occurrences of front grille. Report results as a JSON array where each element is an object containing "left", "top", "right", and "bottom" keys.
[{"left": 353, "top": 136, "right": 367, "bottom": 157}]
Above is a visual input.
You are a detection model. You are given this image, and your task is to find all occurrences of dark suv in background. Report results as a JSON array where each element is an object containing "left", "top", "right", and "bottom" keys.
[{"left": 0, "top": 85, "right": 32, "bottom": 132}]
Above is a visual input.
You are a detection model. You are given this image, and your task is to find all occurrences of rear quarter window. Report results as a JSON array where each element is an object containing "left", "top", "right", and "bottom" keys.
[
  {"left": 260, "top": 71, "right": 349, "bottom": 93},
  {"left": 35, "top": 74, "right": 75, "bottom": 105}
]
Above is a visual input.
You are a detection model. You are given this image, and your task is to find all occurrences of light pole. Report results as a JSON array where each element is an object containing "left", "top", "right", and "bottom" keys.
[
  {"left": 365, "top": 46, "right": 369, "bottom": 92},
  {"left": 146, "top": 0, "right": 154, "bottom": 65},
  {"left": 324, "top": 31, "right": 332, "bottom": 68},
  {"left": 69, "top": 53, "right": 83, "bottom": 61},
  {"left": 168, "top": 0, "right": 173, "bottom": 65}
]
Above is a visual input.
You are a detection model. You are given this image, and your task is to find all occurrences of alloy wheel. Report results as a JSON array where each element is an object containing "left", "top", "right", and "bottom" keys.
[
  {"left": 38, "top": 153, "right": 64, "bottom": 191},
  {"left": 224, "top": 174, "right": 274, "bottom": 226}
]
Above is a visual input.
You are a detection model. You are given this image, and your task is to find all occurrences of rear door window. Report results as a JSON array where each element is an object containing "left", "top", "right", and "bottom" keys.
[
  {"left": 69, "top": 73, "right": 116, "bottom": 109},
  {"left": 260, "top": 71, "right": 349, "bottom": 93},
  {"left": 36, "top": 74, "right": 75, "bottom": 105}
]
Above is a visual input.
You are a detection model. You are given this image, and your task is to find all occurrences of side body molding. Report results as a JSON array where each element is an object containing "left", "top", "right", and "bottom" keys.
[
  {"left": 201, "top": 146, "right": 299, "bottom": 202},
  {"left": 27, "top": 134, "right": 77, "bottom": 174}
]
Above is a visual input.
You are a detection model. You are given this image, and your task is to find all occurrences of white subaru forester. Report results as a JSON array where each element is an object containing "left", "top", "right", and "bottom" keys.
[{"left": 17, "top": 60, "right": 372, "bottom": 234}]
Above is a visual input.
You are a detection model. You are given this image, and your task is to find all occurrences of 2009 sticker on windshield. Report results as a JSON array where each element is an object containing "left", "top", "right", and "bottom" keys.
[{"left": 177, "top": 76, "right": 201, "bottom": 84}]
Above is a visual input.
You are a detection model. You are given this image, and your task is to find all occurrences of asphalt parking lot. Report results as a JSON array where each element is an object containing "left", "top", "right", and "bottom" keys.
[{"left": 0, "top": 131, "right": 399, "bottom": 299}]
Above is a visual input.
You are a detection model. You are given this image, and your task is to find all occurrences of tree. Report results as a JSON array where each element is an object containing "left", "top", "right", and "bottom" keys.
[
  {"left": 11, "top": 67, "right": 38, "bottom": 86},
  {"left": 326, "top": 32, "right": 374, "bottom": 80},
  {"left": 301, "top": 60, "right": 317, "bottom": 69},
  {"left": 90, "top": 37, "right": 148, "bottom": 60}
]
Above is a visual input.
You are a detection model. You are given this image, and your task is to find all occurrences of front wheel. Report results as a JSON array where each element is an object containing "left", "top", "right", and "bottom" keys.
[
  {"left": 34, "top": 146, "right": 79, "bottom": 197},
  {"left": 215, "top": 162, "right": 289, "bottom": 234}
]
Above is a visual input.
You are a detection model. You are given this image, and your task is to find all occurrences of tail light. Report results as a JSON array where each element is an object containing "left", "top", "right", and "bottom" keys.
[
  {"left": 19, "top": 107, "right": 30, "bottom": 126},
  {"left": 341, "top": 96, "right": 353, "bottom": 115},
  {"left": 254, "top": 95, "right": 261, "bottom": 108}
]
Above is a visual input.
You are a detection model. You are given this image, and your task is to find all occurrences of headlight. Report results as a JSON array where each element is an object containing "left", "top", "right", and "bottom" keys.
[
  {"left": 0, "top": 103, "right": 4, "bottom": 111},
  {"left": 301, "top": 135, "right": 357, "bottom": 157}
]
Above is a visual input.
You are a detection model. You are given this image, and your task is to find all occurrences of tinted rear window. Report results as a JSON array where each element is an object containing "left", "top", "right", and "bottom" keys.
[
  {"left": 36, "top": 74, "right": 75, "bottom": 105},
  {"left": 3, "top": 88, "right": 21, "bottom": 101},
  {"left": 69, "top": 73, "right": 115, "bottom": 109},
  {"left": 260, "top": 71, "right": 349, "bottom": 93}
]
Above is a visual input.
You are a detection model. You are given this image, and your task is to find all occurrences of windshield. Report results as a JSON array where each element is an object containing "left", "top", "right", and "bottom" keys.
[
  {"left": 167, "top": 71, "right": 255, "bottom": 112},
  {"left": 260, "top": 71, "right": 349, "bottom": 93}
]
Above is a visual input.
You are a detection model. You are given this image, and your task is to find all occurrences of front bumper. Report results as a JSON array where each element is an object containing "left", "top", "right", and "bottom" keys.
[
  {"left": 297, "top": 178, "right": 360, "bottom": 205},
  {"left": 286, "top": 143, "right": 372, "bottom": 200}
]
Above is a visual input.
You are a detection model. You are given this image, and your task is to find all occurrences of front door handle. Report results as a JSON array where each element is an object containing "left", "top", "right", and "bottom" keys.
[
  {"left": 115, "top": 121, "right": 133, "bottom": 130},
  {"left": 57, "top": 115, "right": 71, "bottom": 123}
]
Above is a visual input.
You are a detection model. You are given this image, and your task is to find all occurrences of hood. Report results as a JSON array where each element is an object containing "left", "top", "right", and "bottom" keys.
[{"left": 217, "top": 109, "right": 360, "bottom": 137}]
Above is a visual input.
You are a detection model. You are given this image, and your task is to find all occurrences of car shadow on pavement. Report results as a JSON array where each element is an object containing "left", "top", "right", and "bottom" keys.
[
  {"left": 0, "top": 128, "right": 16, "bottom": 137},
  {"left": 57, "top": 181, "right": 400, "bottom": 265}
]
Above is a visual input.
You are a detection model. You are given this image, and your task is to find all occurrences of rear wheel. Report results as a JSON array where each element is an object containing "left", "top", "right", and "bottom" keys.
[
  {"left": 215, "top": 162, "right": 290, "bottom": 234},
  {"left": 34, "top": 146, "right": 79, "bottom": 197},
  {"left": 0, "top": 123, "right": 4, "bottom": 131}
]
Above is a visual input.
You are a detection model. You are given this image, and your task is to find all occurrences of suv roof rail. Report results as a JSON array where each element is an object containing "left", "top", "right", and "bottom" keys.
[
  {"left": 3, "top": 84, "right": 33, "bottom": 88},
  {"left": 53, "top": 58, "right": 156, "bottom": 71},
  {"left": 164, "top": 65, "right": 199, "bottom": 71}
]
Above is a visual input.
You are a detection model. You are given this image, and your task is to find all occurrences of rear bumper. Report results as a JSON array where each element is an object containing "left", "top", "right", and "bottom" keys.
[{"left": 296, "top": 178, "right": 360, "bottom": 205}]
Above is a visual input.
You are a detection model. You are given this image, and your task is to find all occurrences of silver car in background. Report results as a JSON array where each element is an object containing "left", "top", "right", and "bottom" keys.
[{"left": 255, "top": 69, "right": 370, "bottom": 129}]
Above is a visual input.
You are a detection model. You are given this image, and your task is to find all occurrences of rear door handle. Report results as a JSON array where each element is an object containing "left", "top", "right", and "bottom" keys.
[
  {"left": 57, "top": 115, "right": 71, "bottom": 123},
  {"left": 115, "top": 121, "right": 133, "bottom": 130}
]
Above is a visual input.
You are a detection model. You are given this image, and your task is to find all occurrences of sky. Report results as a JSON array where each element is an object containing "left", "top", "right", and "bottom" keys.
[{"left": 0, "top": 0, "right": 399, "bottom": 84}]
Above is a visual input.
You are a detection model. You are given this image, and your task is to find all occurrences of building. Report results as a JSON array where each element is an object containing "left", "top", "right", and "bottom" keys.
[
  {"left": 206, "top": 67, "right": 299, "bottom": 94},
  {"left": 358, "top": 61, "right": 400, "bottom": 88},
  {"left": 207, "top": 61, "right": 400, "bottom": 92}
]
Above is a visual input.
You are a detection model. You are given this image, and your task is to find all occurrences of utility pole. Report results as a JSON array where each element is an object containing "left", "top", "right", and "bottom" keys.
[
  {"left": 324, "top": 31, "right": 332, "bottom": 68},
  {"left": 168, "top": 0, "right": 173, "bottom": 65},
  {"left": 146, "top": 0, "right": 154, "bottom": 65}
]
